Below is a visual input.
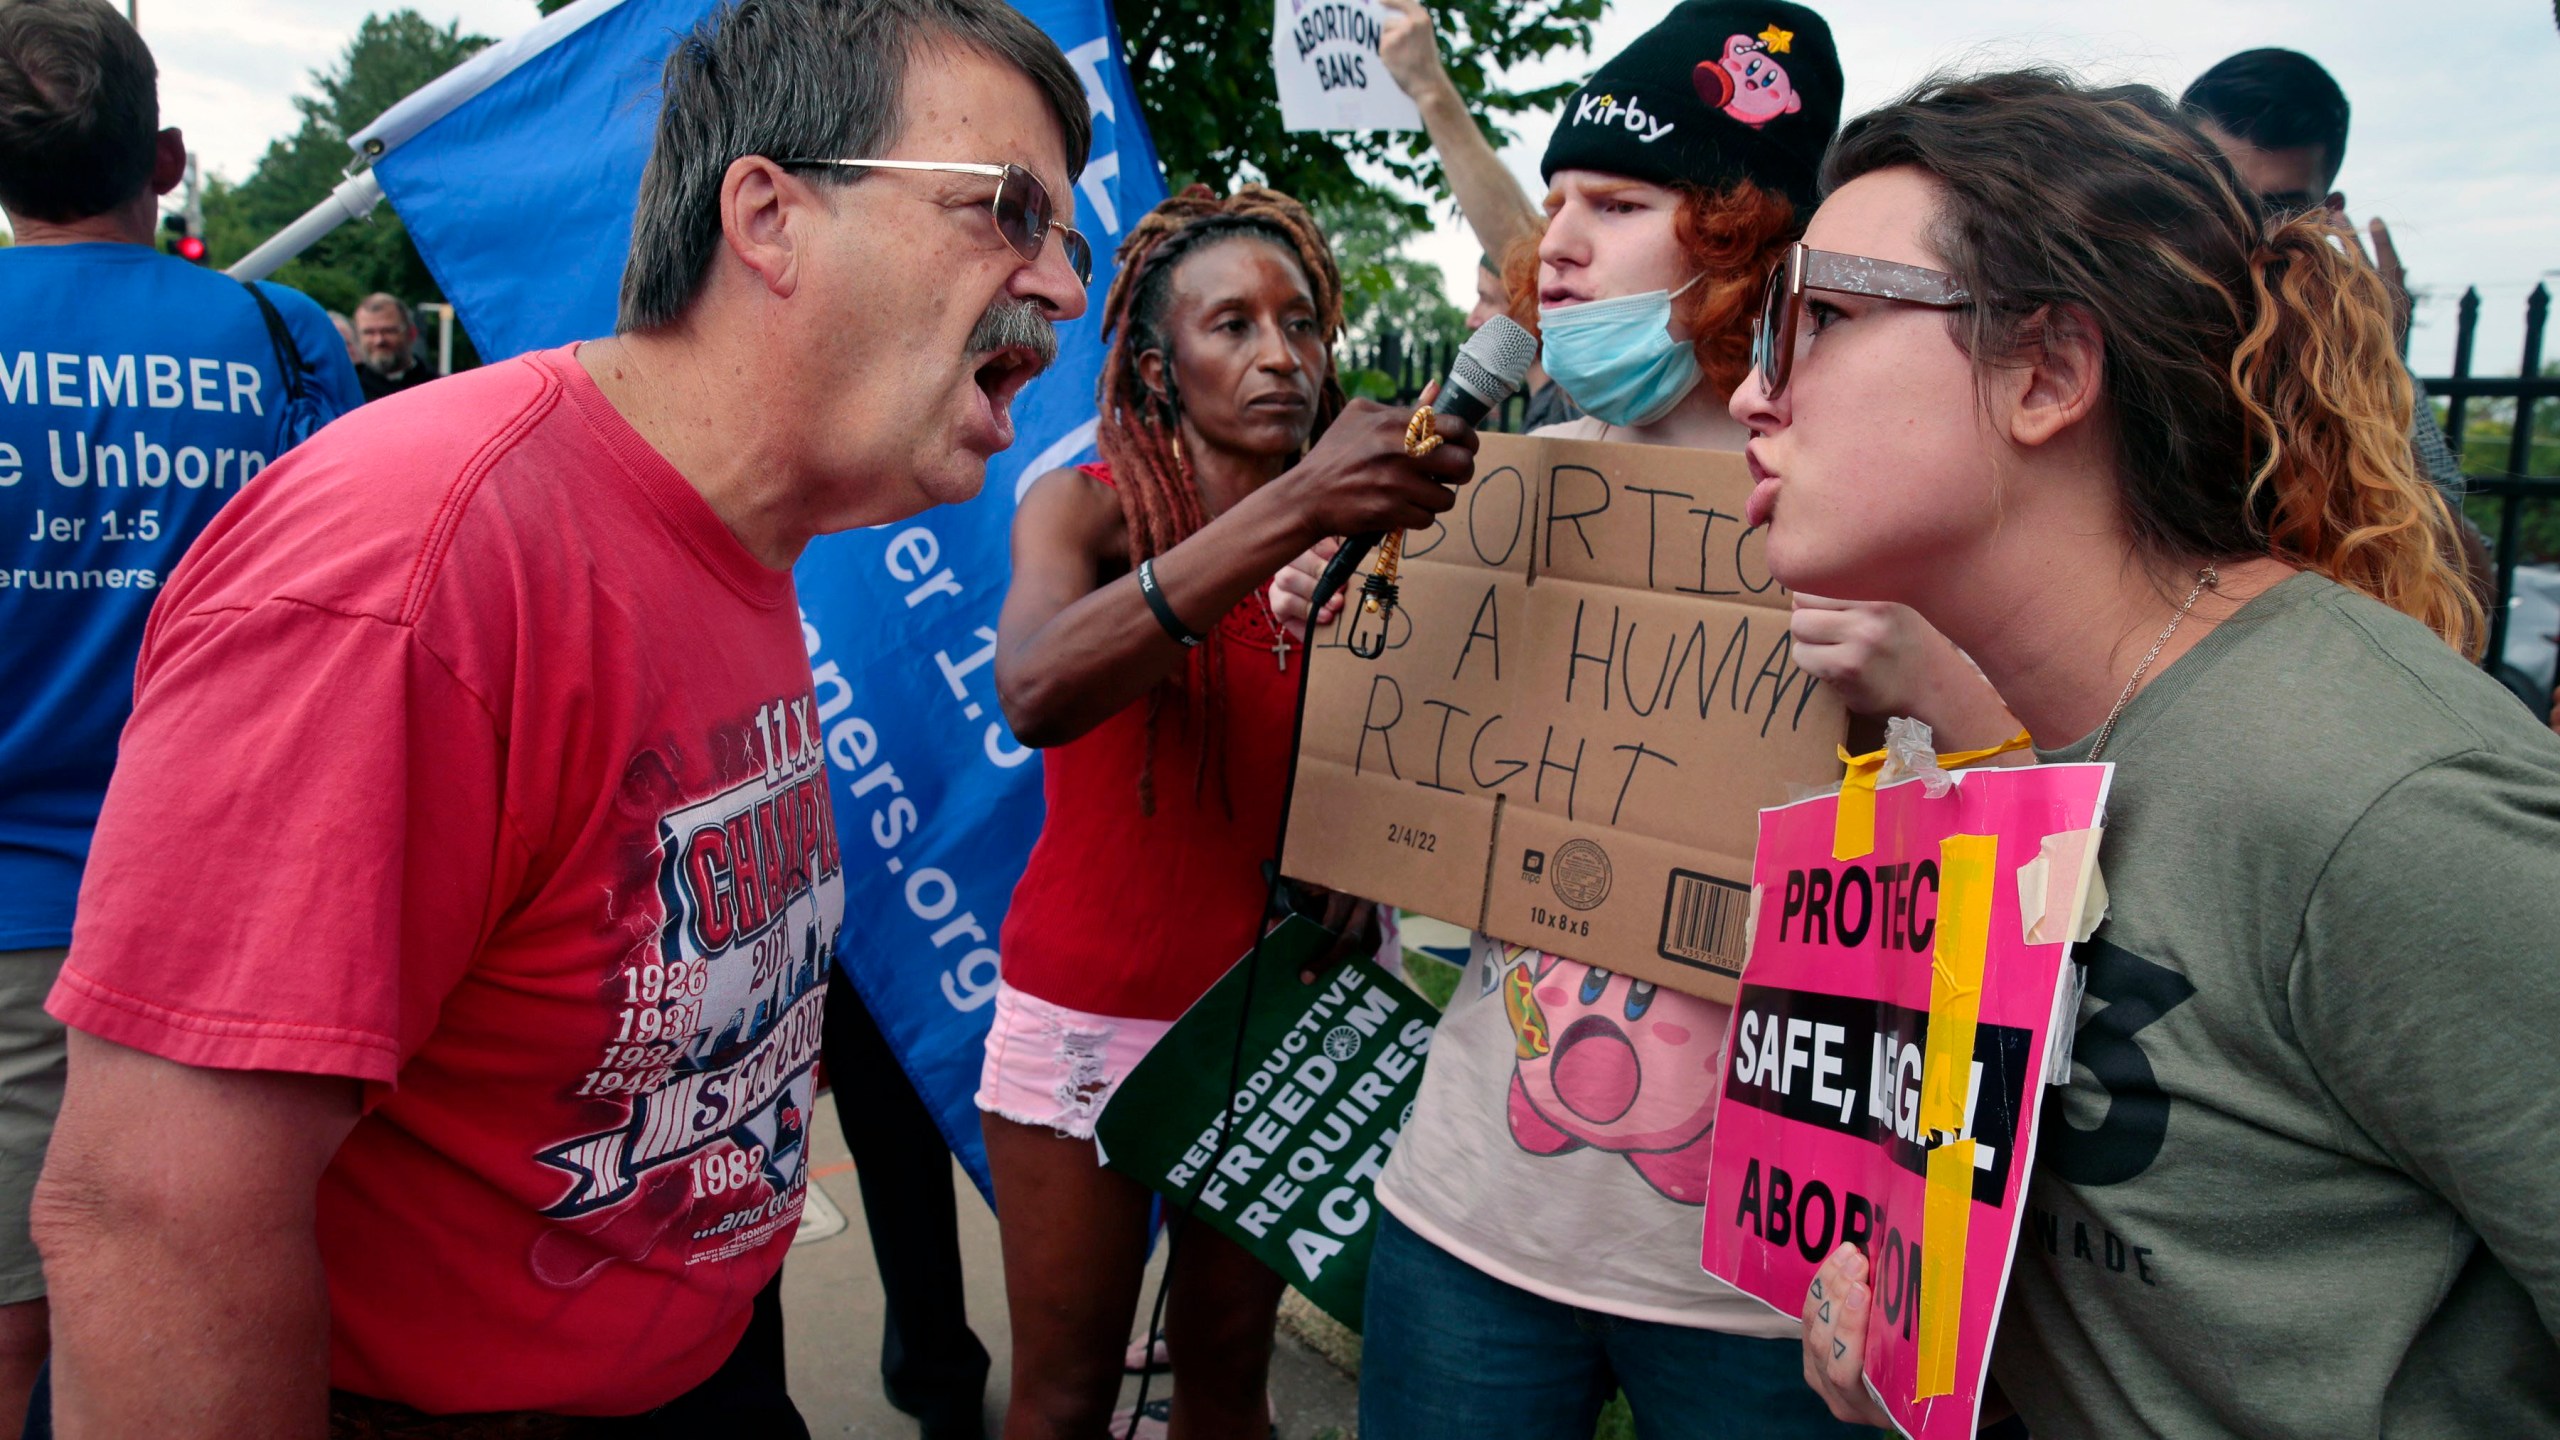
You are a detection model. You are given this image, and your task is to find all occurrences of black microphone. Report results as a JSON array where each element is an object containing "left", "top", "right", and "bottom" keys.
[{"left": 1307, "top": 315, "right": 1539, "bottom": 617}]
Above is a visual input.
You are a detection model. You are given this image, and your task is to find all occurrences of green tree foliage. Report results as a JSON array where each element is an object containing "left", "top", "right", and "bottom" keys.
[
  {"left": 201, "top": 13, "right": 491, "bottom": 328},
  {"left": 1319, "top": 191, "right": 1467, "bottom": 398},
  {"left": 1127, "top": 0, "right": 1597, "bottom": 220}
]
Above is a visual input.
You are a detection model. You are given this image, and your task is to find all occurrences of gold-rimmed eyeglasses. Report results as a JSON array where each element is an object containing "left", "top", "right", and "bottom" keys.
[{"left": 780, "top": 158, "right": 1093, "bottom": 286}]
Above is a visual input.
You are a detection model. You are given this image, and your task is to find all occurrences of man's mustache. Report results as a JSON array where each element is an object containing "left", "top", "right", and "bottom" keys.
[{"left": 967, "top": 299, "right": 1058, "bottom": 374}]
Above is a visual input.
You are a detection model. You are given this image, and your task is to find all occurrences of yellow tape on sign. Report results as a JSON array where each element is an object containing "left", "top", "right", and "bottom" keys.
[
  {"left": 1917, "top": 1138, "right": 1976, "bottom": 1399},
  {"left": 1913, "top": 834, "right": 1996, "bottom": 1401},
  {"left": 1918, "top": 835, "right": 1995, "bottom": 1133},
  {"left": 1833, "top": 745, "right": 1885, "bottom": 861},
  {"left": 1831, "top": 731, "right": 2029, "bottom": 864}
]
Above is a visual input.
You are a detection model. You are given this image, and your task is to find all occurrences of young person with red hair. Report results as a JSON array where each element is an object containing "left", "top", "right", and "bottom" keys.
[{"left": 1278, "top": 7, "right": 2010, "bottom": 1436}]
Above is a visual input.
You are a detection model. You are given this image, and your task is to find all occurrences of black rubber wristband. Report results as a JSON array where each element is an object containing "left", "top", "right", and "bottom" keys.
[{"left": 1137, "top": 557, "right": 1202, "bottom": 648}]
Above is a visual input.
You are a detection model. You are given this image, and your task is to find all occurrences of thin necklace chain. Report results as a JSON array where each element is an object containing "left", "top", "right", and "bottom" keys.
[
  {"left": 2088, "top": 567, "right": 2219, "bottom": 761},
  {"left": 1249, "top": 589, "right": 1292, "bottom": 670}
]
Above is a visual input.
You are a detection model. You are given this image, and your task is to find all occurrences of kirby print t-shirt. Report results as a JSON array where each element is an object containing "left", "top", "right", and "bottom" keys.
[
  {"left": 1380, "top": 935, "right": 1790, "bottom": 1332},
  {"left": 52, "top": 347, "right": 841, "bottom": 1416}
]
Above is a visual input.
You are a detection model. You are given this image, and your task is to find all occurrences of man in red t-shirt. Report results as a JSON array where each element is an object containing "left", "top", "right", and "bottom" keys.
[{"left": 27, "top": 0, "right": 1092, "bottom": 1433}]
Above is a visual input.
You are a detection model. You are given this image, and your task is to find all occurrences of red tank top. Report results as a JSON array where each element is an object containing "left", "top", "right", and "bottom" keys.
[{"left": 998, "top": 464, "right": 1300, "bottom": 1020}]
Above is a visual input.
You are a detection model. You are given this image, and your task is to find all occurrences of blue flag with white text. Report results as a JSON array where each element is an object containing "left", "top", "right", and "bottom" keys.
[{"left": 363, "top": 0, "right": 1166, "bottom": 1196}]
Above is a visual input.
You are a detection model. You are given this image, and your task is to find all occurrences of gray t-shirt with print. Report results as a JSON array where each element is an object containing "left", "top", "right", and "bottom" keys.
[{"left": 1996, "top": 572, "right": 2560, "bottom": 1438}]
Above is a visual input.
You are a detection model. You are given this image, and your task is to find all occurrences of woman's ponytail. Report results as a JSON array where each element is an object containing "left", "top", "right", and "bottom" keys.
[{"left": 2235, "top": 218, "right": 2485, "bottom": 655}]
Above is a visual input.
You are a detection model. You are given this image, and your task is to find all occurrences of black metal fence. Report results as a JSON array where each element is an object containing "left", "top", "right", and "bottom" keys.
[
  {"left": 1346, "top": 329, "right": 1454, "bottom": 401},
  {"left": 1345, "top": 329, "right": 1535, "bottom": 431},
  {"left": 2421, "top": 284, "right": 2556, "bottom": 669}
]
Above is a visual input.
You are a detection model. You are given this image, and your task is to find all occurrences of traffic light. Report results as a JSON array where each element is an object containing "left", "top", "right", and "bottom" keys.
[{"left": 161, "top": 212, "right": 206, "bottom": 263}]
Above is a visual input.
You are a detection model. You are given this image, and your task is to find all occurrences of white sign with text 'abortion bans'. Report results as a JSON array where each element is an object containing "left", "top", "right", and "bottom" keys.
[{"left": 1271, "top": 0, "right": 1422, "bottom": 133}]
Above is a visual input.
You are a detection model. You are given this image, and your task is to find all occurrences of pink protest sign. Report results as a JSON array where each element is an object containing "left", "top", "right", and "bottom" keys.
[{"left": 1700, "top": 762, "right": 2112, "bottom": 1440}]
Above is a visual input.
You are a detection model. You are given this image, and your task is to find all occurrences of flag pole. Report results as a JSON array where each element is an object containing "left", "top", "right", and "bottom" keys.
[{"left": 225, "top": 171, "right": 385, "bottom": 282}]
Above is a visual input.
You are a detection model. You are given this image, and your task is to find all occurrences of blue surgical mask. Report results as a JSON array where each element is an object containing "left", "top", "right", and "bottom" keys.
[{"left": 1539, "top": 276, "right": 1705, "bottom": 427}]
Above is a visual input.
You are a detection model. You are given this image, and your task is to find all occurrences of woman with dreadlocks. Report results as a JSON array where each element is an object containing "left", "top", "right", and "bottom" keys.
[{"left": 985, "top": 185, "right": 1477, "bottom": 1439}]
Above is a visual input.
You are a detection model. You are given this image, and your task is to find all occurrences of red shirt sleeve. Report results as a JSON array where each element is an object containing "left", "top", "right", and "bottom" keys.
[{"left": 52, "top": 596, "right": 522, "bottom": 1086}]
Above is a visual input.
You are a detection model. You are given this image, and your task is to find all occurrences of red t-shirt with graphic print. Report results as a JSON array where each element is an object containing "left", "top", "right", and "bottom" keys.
[{"left": 51, "top": 346, "right": 843, "bottom": 1416}]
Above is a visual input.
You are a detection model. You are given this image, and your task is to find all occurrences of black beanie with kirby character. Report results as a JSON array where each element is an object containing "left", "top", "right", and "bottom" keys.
[{"left": 1541, "top": 0, "right": 1842, "bottom": 211}]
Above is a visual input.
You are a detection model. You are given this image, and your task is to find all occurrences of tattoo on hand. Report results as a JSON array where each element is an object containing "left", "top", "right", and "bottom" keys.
[
  {"left": 1819, "top": 1301, "right": 1833, "bottom": 1323},
  {"left": 1811, "top": 1279, "right": 1825, "bottom": 1300},
  {"left": 1834, "top": 1338, "right": 1848, "bottom": 1361}
]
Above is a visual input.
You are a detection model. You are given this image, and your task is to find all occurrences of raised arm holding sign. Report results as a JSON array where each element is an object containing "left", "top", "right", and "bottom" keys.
[{"left": 1374, "top": 0, "right": 1542, "bottom": 266}]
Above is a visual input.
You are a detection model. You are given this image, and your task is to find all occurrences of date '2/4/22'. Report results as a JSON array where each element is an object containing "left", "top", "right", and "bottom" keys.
[
  {"left": 1386, "top": 823, "right": 1438, "bottom": 853},
  {"left": 1527, "top": 904, "right": 1591, "bottom": 939}
]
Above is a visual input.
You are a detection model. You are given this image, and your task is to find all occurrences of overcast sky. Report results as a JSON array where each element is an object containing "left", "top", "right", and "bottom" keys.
[{"left": 138, "top": 0, "right": 2559, "bottom": 376}]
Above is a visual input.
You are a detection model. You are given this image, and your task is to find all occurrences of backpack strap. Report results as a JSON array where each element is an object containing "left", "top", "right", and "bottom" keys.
[
  {"left": 239, "top": 279, "right": 332, "bottom": 447},
  {"left": 239, "top": 279, "right": 316, "bottom": 411}
]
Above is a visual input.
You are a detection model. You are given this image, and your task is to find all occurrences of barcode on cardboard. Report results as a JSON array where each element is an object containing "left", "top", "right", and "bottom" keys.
[{"left": 1658, "top": 869, "right": 1751, "bottom": 974}]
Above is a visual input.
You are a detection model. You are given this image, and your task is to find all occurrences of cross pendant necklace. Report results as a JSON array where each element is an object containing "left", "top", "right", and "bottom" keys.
[{"left": 1253, "top": 593, "right": 1292, "bottom": 671}]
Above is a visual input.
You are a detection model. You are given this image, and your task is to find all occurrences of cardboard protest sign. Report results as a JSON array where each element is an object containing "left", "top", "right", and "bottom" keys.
[
  {"left": 1700, "top": 763, "right": 2112, "bottom": 1440},
  {"left": 1282, "top": 431, "right": 1847, "bottom": 1003},
  {"left": 1270, "top": 0, "right": 1422, "bottom": 133},
  {"left": 1093, "top": 917, "right": 1436, "bottom": 1328}
]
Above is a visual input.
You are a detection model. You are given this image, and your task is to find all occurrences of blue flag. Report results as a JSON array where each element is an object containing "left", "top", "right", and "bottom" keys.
[
  {"left": 363, "top": 0, "right": 1166, "bottom": 1196},
  {"left": 363, "top": 0, "right": 714, "bottom": 360}
]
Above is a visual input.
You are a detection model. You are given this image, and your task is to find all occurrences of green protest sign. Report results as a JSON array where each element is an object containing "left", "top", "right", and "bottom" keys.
[{"left": 1094, "top": 916, "right": 1437, "bottom": 1329}]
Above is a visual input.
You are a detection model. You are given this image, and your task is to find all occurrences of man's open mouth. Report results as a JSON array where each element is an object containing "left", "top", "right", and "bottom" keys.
[{"left": 972, "top": 345, "right": 1045, "bottom": 408}]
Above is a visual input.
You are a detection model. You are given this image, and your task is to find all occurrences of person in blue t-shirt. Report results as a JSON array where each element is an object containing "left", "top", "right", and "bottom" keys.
[{"left": 0, "top": 1, "right": 359, "bottom": 1423}]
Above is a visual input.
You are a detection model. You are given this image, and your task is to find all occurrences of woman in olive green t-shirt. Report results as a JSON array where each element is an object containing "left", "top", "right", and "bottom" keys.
[{"left": 1745, "top": 73, "right": 2560, "bottom": 1438}]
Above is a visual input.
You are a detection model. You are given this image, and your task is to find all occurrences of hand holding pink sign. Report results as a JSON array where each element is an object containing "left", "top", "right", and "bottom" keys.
[{"left": 1802, "top": 1240, "right": 1890, "bottom": 1426}]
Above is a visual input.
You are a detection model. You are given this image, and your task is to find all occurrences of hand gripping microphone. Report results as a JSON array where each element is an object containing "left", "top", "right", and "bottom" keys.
[{"left": 1307, "top": 315, "right": 1540, "bottom": 620}]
